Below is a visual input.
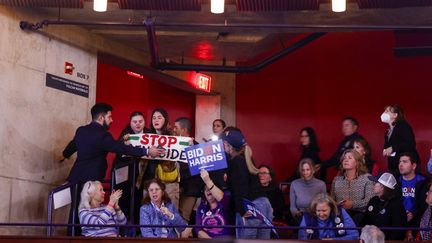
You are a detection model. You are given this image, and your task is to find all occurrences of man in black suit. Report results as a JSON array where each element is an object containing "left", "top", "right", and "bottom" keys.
[{"left": 64, "top": 103, "right": 163, "bottom": 183}]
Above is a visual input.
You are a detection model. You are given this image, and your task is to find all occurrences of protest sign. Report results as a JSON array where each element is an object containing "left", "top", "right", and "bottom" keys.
[
  {"left": 185, "top": 140, "right": 227, "bottom": 176},
  {"left": 128, "top": 133, "right": 191, "bottom": 163},
  {"left": 243, "top": 198, "right": 279, "bottom": 238}
]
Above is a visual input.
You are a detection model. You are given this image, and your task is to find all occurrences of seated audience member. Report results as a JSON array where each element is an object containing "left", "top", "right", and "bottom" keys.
[
  {"left": 353, "top": 137, "right": 380, "bottom": 176},
  {"left": 78, "top": 181, "right": 126, "bottom": 237},
  {"left": 287, "top": 127, "right": 321, "bottom": 181},
  {"left": 418, "top": 180, "right": 432, "bottom": 240},
  {"left": 140, "top": 178, "right": 186, "bottom": 238},
  {"left": 298, "top": 193, "right": 359, "bottom": 240},
  {"left": 258, "top": 164, "right": 285, "bottom": 222},
  {"left": 195, "top": 169, "right": 234, "bottom": 238},
  {"left": 290, "top": 158, "right": 326, "bottom": 224},
  {"left": 364, "top": 173, "right": 406, "bottom": 240},
  {"left": 360, "top": 225, "right": 385, "bottom": 243},
  {"left": 331, "top": 149, "right": 374, "bottom": 225},
  {"left": 220, "top": 128, "right": 273, "bottom": 239},
  {"left": 398, "top": 153, "right": 429, "bottom": 240},
  {"left": 321, "top": 117, "right": 364, "bottom": 181}
]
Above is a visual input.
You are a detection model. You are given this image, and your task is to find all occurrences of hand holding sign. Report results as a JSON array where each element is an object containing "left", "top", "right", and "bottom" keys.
[
  {"left": 147, "top": 146, "right": 165, "bottom": 158},
  {"left": 200, "top": 169, "right": 210, "bottom": 183},
  {"left": 128, "top": 133, "right": 191, "bottom": 162}
]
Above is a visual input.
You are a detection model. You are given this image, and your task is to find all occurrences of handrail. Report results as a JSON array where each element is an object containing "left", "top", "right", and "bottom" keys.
[
  {"left": 1, "top": 222, "right": 430, "bottom": 232},
  {"left": 47, "top": 182, "right": 78, "bottom": 237}
]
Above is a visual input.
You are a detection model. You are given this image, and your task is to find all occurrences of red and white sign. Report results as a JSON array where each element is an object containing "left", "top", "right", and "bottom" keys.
[
  {"left": 64, "top": 62, "right": 74, "bottom": 75},
  {"left": 195, "top": 73, "right": 211, "bottom": 92}
]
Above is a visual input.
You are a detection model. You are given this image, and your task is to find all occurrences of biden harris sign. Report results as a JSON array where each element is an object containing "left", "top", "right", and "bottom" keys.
[{"left": 185, "top": 140, "right": 228, "bottom": 176}]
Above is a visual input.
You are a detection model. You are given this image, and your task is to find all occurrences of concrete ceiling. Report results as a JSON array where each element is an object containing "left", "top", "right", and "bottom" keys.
[{"left": 10, "top": 1, "right": 432, "bottom": 67}]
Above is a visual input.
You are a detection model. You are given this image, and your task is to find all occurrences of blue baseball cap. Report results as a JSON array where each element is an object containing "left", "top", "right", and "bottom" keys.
[{"left": 220, "top": 130, "right": 246, "bottom": 149}]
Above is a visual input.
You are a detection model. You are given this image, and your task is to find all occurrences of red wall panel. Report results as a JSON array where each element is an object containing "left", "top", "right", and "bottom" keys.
[
  {"left": 96, "top": 61, "right": 196, "bottom": 179},
  {"left": 237, "top": 31, "right": 432, "bottom": 182}
]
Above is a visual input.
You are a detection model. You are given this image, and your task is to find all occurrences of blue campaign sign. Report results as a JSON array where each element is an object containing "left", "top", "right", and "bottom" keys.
[
  {"left": 185, "top": 140, "right": 227, "bottom": 176},
  {"left": 243, "top": 198, "right": 279, "bottom": 238}
]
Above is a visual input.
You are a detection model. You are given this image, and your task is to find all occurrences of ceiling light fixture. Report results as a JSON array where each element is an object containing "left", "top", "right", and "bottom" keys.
[
  {"left": 211, "top": 0, "right": 224, "bottom": 14},
  {"left": 332, "top": 0, "right": 346, "bottom": 12},
  {"left": 94, "top": 0, "right": 107, "bottom": 12}
]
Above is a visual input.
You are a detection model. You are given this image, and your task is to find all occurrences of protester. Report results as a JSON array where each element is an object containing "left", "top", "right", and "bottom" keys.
[
  {"left": 364, "top": 173, "right": 406, "bottom": 240},
  {"left": 78, "top": 181, "right": 126, "bottom": 237},
  {"left": 112, "top": 111, "right": 150, "bottom": 233},
  {"left": 298, "top": 193, "right": 359, "bottom": 240},
  {"left": 140, "top": 178, "right": 186, "bottom": 238}
]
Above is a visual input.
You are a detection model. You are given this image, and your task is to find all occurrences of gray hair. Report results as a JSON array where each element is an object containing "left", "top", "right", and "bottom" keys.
[
  {"left": 79, "top": 181, "right": 102, "bottom": 209},
  {"left": 360, "top": 225, "right": 385, "bottom": 243}
]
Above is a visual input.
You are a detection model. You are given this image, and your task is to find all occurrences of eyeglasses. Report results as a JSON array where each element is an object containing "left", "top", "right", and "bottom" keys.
[{"left": 258, "top": 172, "right": 270, "bottom": 175}]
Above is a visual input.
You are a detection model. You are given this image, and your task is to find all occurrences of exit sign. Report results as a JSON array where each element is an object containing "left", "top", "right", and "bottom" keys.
[{"left": 195, "top": 73, "right": 211, "bottom": 92}]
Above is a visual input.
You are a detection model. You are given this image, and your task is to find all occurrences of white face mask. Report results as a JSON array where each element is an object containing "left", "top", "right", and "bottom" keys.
[{"left": 380, "top": 112, "right": 391, "bottom": 123}]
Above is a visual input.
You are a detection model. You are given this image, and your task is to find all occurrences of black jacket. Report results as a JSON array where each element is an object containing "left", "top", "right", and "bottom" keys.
[
  {"left": 363, "top": 195, "right": 407, "bottom": 240},
  {"left": 65, "top": 122, "right": 148, "bottom": 183},
  {"left": 384, "top": 120, "right": 420, "bottom": 170},
  {"left": 227, "top": 155, "right": 265, "bottom": 215},
  {"left": 325, "top": 132, "right": 363, "bottom": 168}
]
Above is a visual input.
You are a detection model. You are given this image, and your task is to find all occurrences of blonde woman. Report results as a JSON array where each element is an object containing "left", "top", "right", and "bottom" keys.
[
  {"left": 78, "top": 181, "right": 126, "bottom": 237},
  {"left": 331, "top": 149, "right": 374, "bottom": 225}
]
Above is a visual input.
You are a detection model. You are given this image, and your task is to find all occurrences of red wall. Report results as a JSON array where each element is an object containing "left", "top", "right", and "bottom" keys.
[
  {"left": 237, "top": 31, "right": 432, "bottom": 182},
  {"left": 96, "top": 61, "right": 196, "bottom": 179}
]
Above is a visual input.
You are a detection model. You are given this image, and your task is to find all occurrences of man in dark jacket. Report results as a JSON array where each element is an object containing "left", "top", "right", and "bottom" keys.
[
  {"left": 63, "top": 103, "right": 163, "bottom": 183},
  {"left": 320, "top": 116, "right": 363, "bottom": 181}
]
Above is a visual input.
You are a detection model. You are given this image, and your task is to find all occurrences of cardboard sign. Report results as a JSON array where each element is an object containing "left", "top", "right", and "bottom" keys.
[
  {"left": 53, "top": 187, "right": 71, "bottom": 210},
  {"left": 128, "top": 133, "right": 191, "bottom": 163},
  {"left": 243, "top": 198, "right": 278, "bottom": 238},
  {"left": 185, "top": 140, "right": 227, "bottom": 176},
  {"left": 114, "top": 165, "right": 129, "bottom": 185}
]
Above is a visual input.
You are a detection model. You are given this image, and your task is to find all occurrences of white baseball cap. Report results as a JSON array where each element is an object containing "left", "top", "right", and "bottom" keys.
[{"left": 368, "top": 172, "right": 397, "bottom": 189}]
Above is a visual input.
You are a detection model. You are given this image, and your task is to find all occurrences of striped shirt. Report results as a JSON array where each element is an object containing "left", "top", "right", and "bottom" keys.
[{"left": 78, "top": 205, "right": 126, "bottom": 237}]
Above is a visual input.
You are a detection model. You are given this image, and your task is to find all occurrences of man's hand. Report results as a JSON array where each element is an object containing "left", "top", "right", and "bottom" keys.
[
  {"left": 147, "top": 146, "right": 165, "bottom": 157},
  {"left": 383, "top": 147, "right": 393, "bottom": 157},
  {"left": 58, "top": 155, "right": 66, "bottom": 163}
]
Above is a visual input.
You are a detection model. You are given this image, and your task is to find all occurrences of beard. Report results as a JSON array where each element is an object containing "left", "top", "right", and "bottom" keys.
[{"left": 102, "top": 119, "right": 110, "bottom": 129}]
